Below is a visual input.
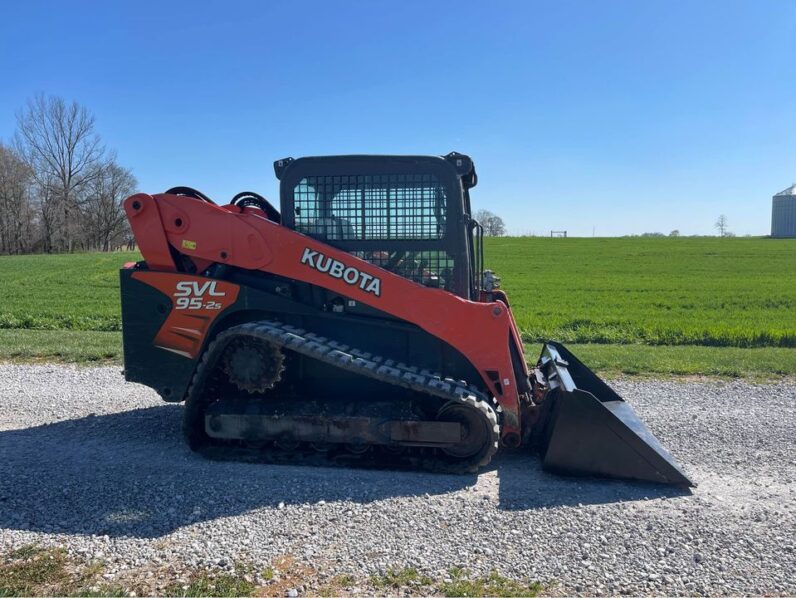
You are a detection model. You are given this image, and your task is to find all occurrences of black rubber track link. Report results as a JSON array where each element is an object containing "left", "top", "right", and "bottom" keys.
[{"left": 183, "top": 320, "right": 500, "bottom": 473}]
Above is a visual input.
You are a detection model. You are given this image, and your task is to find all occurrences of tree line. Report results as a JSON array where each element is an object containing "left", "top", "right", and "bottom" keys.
[
  {"left": 0, "top": 94, "right": 136, "bottom": 254},
  {"left": 1, "top": 95, "right": 512, "bottom": 255}
]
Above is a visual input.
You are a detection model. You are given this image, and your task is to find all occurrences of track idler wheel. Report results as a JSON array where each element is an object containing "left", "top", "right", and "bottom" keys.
[
  {"left": 436, "top": 398, "right": 499, "bottom": 465},
  {"left": 222, "top": 337, "right": 284, "bottom": 393},
  {"left": 346, "top": 440, "right": 370, "bottom": 455}
]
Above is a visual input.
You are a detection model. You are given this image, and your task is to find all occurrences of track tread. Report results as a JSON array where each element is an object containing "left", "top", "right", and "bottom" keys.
[{"left": 183, "top": 320, "right": 500, "bottom": 472}]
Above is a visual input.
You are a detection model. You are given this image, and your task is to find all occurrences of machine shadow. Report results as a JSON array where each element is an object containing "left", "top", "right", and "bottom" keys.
[
  {"left": 0, "top": 406, "right": 691, "bottom": 539},
  {"left": 493, "top": 450, "right": 692, "bottom": 511},
  {"left": 0, "top": 405, "right": 476, "bottom": 539}
]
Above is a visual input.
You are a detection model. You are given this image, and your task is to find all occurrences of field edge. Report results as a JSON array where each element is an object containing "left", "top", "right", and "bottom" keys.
[{"left": 1, "top": 329, "right": 795, "bottom": 381}]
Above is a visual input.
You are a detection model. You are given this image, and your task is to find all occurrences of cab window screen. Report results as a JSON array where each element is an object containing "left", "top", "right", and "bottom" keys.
[
  {"left": 365, "top": 249, "right": 456, "bottom": 291},
  {"left": 293, "top": 174, "right": 446, "bottom": 241}
]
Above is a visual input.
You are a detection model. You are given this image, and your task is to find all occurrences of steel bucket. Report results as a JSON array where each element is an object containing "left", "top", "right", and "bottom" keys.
[{"left": 534, "top": 342, "right": 694, "bottom": 487}]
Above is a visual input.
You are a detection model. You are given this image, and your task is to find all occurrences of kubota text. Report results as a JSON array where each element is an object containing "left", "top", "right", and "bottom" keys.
[{"left": 300, "top": 248, "right": 382, "bottom": 296}]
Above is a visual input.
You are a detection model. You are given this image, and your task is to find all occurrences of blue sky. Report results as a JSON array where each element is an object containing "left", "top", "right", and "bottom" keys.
[{"left": 1, "top": 0, "right": 794, "bottom": 236}]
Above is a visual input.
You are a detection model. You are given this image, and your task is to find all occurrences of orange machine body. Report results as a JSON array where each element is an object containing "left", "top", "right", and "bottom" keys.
[{"left": 125, "top": 192, "right": 529, "bottom": 440}]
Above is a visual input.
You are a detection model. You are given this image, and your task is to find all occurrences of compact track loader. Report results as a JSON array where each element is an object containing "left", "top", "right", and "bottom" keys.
[{"left": 120, "top": 153, "right": 693, "bottom": 485}]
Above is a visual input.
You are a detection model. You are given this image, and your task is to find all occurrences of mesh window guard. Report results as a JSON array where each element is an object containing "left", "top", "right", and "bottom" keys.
[
  {"left": 292, "top": 173, "right": 453, "bottom": 288},
  {"left": 362, "top": 249, "right": 455, "bottom": 290},
  {"left": 293, "top": 174, "right": 447, "bottom": 241}
]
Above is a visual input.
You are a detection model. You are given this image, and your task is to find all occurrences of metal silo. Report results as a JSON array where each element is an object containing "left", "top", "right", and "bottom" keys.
[{"left": 771, "top": 184, "right": 796, "bottom": 237}]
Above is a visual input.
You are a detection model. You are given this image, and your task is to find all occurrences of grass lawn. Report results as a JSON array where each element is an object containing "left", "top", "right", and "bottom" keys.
[
  {"left": 491, "top": 237, "right": 796, "bottom": 347},
  {"left": 2, "top": 329, "right": 794, "bottom": 381},
  {"left": 0, "top": 251, "right": 138, "bottom": 331},
  {"left": 0, "top": 329, "right": 122, "bottom": 363},
  {"left": 526, "top": 342, "right": 796, "bottom": 380},
  {"left": 1, "top": 238, "right": 795, "bottom": 379}
]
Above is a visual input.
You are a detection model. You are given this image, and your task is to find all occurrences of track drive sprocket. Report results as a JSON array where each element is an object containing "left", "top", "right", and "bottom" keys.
[{"left": 221, "top": 337, "right": 284, "bottom": 393}]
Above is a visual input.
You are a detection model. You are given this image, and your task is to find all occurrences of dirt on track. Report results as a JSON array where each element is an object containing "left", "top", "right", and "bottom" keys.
[{"left": 0, "top": 364, "right": 794, "bottom": 595}]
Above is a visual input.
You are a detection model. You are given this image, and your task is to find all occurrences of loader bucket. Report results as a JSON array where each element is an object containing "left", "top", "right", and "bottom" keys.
[{"left": 534, "top": 342, "right": 694, "bottom": 487}]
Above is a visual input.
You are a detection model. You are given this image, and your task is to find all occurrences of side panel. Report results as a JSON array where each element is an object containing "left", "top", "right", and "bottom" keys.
[
  {"left": 120, "top": 269, "right": 199, "bottom": 401},
  {"left": 122, "top": 268, "right": 486, "bottom": 405},
  {"left": 131, "top": 271, "right": 240, "bottom": 358}
]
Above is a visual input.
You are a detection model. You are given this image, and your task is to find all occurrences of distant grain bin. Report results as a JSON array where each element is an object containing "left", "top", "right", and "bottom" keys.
[{"left": 771, "top": 184, "right": 796, "bottom": 237}]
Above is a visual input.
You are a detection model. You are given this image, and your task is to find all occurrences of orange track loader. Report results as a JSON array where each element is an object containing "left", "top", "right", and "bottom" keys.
[{"left": 120, "top": 153, "right": 692, "bottom": 485}]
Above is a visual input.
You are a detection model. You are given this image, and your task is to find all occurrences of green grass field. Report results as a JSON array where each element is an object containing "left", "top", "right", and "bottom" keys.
[
  {"left": 0, "top": 252, "right": 134, "bottom": 331},
  {"left": 492, "top": 237, "right": 796, "bottom": 347},
  {"left": 1, "top": 237, "right": 795, "bottom": 377}
]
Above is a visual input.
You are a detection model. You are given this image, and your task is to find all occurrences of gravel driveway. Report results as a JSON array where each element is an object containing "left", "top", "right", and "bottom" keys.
[{"left": 0, "top": 364, "right": 794, "bottom": 595}]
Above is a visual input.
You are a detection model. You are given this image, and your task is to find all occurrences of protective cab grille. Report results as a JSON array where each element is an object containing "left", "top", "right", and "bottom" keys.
[
  {"left": 293, "top": 174, "right": 446, "bottom": 240},
  {"left": 292, "top": 174, "right": 454, "bottom": 289}
]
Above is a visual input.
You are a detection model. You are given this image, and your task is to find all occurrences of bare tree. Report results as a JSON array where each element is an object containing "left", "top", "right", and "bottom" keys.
[
  {"left": 715, "top": 214, "right": 729, "bottom": 237},
  {"left": 0, "top": 144, "right": 36, "bottom": 254},
  {"left": 81, "top": 160, "right": 137, "bottom": 251},
  {"left": 14, "top": 94, "right": 105, "bottom": 252},
  {"left": 474, "top": 209, "right": 506, "bottom": 237}
]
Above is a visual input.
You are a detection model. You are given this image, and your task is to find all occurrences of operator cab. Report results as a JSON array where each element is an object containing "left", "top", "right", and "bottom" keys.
[{"left": 274, "top": 153, "right": 483, "bottom": 300}]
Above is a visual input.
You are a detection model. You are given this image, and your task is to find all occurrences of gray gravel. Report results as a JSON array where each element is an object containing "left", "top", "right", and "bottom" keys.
[{"left": 0, "top": 364, "right": 794, "bottom": 595}]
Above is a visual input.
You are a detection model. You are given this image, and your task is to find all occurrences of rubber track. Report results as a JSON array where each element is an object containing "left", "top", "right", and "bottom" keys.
[{"left": 183, "top": 320, "right": 500, "bottom": 472}]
